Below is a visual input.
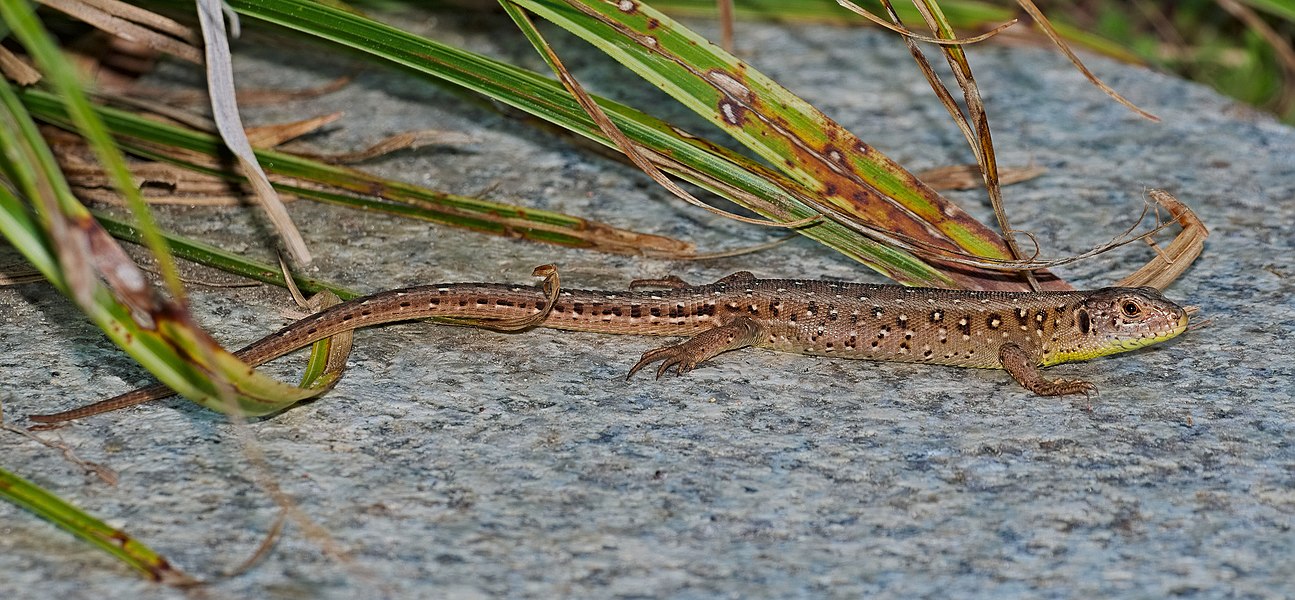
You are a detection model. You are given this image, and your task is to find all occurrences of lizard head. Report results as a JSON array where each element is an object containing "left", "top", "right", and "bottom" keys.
[{"left": 1047, "top": 286, "right": 1190, "bottom": 365}]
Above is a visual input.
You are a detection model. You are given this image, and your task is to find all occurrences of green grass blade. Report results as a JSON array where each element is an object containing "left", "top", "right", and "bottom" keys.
[
  {"left": 228, "top": 0, "right": 966, "bottom": 286},
  {"left": 1236, "top": 0, "right": 1295, "bottom": 21},
  {"left": 0, "top": 70, "right": 336, "bottom": 418},
  {"left": 507, "top": 0, "right": 1047, "bottom": 288},
  {"left": 0, "top": 466, "right": 193, "bottom": 582},
  {"left": 94, "top": 213, "right": 358, "bottom": 298},
  {"left": 19, "top": 88, "right": 691, "bottom": 256},
  {"left": 0, "top": 0, "right": 187, "bottom": 300}
]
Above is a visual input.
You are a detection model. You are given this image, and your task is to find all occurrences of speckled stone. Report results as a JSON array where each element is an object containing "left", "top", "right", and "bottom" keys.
[{"left": 1, "top": 9, "right": 1292, "bottom": 599}]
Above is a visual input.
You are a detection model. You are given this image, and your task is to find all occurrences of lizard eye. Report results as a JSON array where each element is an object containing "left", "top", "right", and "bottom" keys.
[{"left": 1121, "top": 300, "right": 1142, "bottom": 318}]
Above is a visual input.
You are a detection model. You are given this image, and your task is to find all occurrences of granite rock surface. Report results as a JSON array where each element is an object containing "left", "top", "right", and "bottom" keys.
[{"left": 1, "top": 8, "right": 1292, "bottom": 599}]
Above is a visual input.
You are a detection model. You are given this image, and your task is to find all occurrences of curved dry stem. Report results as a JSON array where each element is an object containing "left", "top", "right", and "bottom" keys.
[
  {"left": 836, "top": 0, "right": 1017, "bottom": 46},
  {"left": 1015, "top": 0, "right": 1160, "bottom": 122},
  {"left": 1115, "top": 189, "right": 1209, "bottom": 289}
]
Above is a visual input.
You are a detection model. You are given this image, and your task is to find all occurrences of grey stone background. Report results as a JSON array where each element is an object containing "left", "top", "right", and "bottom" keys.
[{"left": 1, "top": 7, "right": 1292, "bottom": 599}]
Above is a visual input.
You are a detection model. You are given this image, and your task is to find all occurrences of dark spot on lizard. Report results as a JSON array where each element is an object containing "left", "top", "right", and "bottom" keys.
[
  {"left": 630, "top": 305, "right": 643, "bottom": 319},
  {"left": 494, "top": 299, "right": 513, "bottom": 307},
  {"left": 572, "top": 302, "right": 585, "bottom": 315}
]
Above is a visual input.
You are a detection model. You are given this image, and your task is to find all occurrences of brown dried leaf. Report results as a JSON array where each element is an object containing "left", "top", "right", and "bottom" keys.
[
  {"left": 39, "top": 0, "right": 201, "bottom": 63},
  {"left": 244, "top": 112, "right": 343, "bottom": 148},
  {"left": 0, "top": 46, "right": 41, "bottom": 85},
  {"left": 295, "top": 130, "right": 478, "bottom": 164}
]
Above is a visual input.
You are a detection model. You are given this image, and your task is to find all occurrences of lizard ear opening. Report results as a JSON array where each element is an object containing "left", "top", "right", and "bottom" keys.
[{"left": 1077, "top": 309, "right": 1091, "bottom": 335}]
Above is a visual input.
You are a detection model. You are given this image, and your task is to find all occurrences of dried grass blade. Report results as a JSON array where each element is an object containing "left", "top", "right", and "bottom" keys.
[
  {"left": 1015, "top": 0, "right": 1160, "bottom": 122},
  {"left": 243, "top": 111, "right": 343, "bottom": 147},
  {"left": 0, "top": 45, "right": 41, "bottom": 84},
  {"left": 38, "top": 0, "right": 201, "bottom": 63},
  {"left": 836, "top": 0, "right": 1016, "bottom": 45},
  {"left": 902, "top": 0, "right": 1040, "bottom": 290},
  {"left": 195, "top": 0, "right": 312, "bottom": 264}
]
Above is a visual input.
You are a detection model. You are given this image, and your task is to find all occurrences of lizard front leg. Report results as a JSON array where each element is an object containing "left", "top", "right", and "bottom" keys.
[
  {"left": 627, "top": 316, "right": 765, "bottom": 379},
  {"left": 998, "top": 343, "right": 1097, "bottom": 397}
]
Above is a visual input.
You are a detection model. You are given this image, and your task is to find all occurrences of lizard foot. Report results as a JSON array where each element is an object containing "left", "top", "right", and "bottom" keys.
[
  {"left": 1027, "top": 378, "right": 1098, "bottom": 398},
  {"left": 626, "top": 317, "right": 765, "bottom": 380},
  {"left": 999, "top": 343, "right": 1100, "bottom": 398}
]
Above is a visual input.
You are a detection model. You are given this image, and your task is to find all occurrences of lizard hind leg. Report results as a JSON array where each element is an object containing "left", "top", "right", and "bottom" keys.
[
  {"left": 998, "top": 343, "right": 1098, "bottom": 397},
  {"left": 627, "top": 316, "right": 765, "bottom": 379}
]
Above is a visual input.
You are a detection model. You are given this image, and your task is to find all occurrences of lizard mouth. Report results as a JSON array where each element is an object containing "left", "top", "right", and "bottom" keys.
[{"left": 1116, "top": 311, "right": 1190, "bottom": 351}]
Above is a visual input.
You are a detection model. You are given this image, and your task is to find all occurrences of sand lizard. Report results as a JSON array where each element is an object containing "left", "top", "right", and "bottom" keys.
[{"left": 30, "top": 268, "right": 1190, "bottom": 423}]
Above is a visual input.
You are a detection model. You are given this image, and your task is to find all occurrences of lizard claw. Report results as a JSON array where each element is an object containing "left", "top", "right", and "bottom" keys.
[
  {"left": 1038, "top": 378, "right": 1099, "bottom": 398},
  {"left": 627, "top": 344, "right": 698, "bottom": 379}
]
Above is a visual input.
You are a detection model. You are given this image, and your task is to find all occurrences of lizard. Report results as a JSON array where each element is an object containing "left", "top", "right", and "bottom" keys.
[{"left": 29, "top": 266, "right": 1190, "bottom": 423}]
